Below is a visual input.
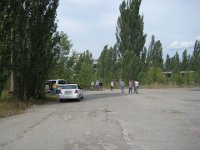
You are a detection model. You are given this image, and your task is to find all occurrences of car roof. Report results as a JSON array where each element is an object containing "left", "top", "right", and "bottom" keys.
[
  {"left": 49, "top": 79, "right": 66, "bottom": 81},
  {"left": 68, "top": 84, "right": 78, "bottom": 86}
]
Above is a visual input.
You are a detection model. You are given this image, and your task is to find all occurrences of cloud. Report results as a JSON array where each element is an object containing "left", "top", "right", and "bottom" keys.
[{"left": 169, "top": 41, "right": 194, "bottom": 50}]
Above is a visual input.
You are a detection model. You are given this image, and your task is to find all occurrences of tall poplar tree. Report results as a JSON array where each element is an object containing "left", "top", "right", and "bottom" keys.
[
  {"left": 116, "top": 0, "right": 146, "bottom": 80},
  {"left": 192, "top": 40, "right": 200, "bottom": 82},
  {"left": 181, "top": 49, "right": 189, "bottom": 71},
  {"left": 192, "top": 40, "right": 200, "bottom": 71},
  {"left": 147, "top": 35, "right": 163, "bottom": 69},
  {"left": 0, "top": 1, "right": 13, "bottom": 97},
  {"left": 0, "top": 0, "right": 59, "bottom": 100},
  {"left": 171, "top": 52, "right": 180, "bottom": 73},
  {"left": 164, "top": 54, "right": 171, "bottom": 71}
]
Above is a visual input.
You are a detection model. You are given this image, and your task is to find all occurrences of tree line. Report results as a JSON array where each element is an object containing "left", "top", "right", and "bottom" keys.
[{"left": 1, "top": 0, "right": 200, "bottom": 101}]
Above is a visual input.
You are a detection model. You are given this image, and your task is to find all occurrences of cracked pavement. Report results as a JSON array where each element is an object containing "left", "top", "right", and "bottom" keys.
[{"left": 0, "top": 88, "right": 200, "bottom": 150}]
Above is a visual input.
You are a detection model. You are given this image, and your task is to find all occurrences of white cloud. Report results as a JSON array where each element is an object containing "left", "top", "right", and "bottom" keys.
[{"left": 169, "top": 41, "right": 194, "bottom": 50}]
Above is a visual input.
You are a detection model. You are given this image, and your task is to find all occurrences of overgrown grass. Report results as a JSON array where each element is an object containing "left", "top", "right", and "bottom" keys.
[
  {"left": 0, "top": 91, "right": 58, "bottom": 118},
  {"left": 141, "top": 82, "right": 199, "bottom": 89}
]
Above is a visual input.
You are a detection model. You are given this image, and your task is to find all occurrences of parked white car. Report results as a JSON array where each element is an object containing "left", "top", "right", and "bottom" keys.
[{"left": 58, "top": 84, "right": 84, "bottom": 102}]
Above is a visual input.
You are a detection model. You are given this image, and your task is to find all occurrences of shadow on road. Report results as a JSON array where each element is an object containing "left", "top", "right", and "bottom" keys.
[
  {"left": 82, "top": 91, "right": 132, "bottom": 102},
  {"left": 47, "top": 90, "right": 136, "bottom": 104}
]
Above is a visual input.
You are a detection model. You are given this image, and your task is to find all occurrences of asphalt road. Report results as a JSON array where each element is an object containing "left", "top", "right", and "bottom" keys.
[{"left": 0, "top": 88, "right": 200, "bottom": 150}]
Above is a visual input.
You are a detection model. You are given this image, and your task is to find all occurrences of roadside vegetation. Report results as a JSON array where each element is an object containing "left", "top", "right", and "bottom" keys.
[
  {"left": 0, "top": 0, "right": 200, "bottom": 117},
  {"left": 0, "top": 90, "right": 58, "bottom": 118}
]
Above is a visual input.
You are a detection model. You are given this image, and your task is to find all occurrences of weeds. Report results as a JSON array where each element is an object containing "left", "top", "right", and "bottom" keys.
[{"left": 0, "top": 90, "right": 58, "bottom": 118}]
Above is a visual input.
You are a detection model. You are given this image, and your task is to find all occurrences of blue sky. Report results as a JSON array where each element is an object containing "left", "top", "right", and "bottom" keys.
[{"left": 57, "top": 0, "right": 200, "bottom": 59}]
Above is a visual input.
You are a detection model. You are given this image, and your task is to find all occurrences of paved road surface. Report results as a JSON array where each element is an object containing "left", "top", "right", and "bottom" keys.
[{"left": 0, "top": 88, "right": 200, "bottom": 150}]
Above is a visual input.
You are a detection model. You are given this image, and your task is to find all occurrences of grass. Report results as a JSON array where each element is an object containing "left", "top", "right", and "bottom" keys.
[
  {"left": 140, "top": 82, "right": 200, "bottom": 89},
  {"left": 0, "top": 91, "right": 58, "bottom": 118}
]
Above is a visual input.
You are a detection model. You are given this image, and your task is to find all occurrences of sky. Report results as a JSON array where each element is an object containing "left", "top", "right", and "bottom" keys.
[{"left": 57, "top": 0, "right": 200, "bottom": 59}]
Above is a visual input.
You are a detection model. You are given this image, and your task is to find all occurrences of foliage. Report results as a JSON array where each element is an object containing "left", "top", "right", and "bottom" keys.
[
  {"left": 0, "top": 1, "right": 13, "bottom": 98},
  {"left": 0, "top": 0, "right": 59, "bottom": 100},
  {"left": 96, "top": 45, "right": 120, "bottom": 84},
  {"left": 77, "top": 62, "right": 93, "bottom": 88},
  {"left": 181, "top": 49, "right": 190, "bottom": 71},
  {"left": 147, "top": 35, "right": 163, "bottom": 69},
  {"left": 0, "top": 90, "right": 57, "bottom": 118},
  {"left": 164, "top": 54, "right": 171, "bottom": 71},
  {"left": 191, "top": 40, "right": 200, "bottom": 83},
  {"left": 116, "top": 0, "right": 146, "bottom": 80},
  {"left": 120, "top": 51, "right": 137, "bottom": 82},
  {"left": 144, "top": 67, "right": 164, "bottom": 85},
  {"left": 49, "top": 31, "right": 72, "bottom": 80}
]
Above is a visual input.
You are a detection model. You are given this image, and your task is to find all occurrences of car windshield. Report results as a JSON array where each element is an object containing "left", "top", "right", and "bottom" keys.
[{"left": 62, "top": 85, "right": 77, "bottom": 89}]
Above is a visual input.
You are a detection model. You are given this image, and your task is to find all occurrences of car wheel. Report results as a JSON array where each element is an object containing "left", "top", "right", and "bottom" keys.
[
  {"left": 77, "top": 95, "right": 81, "bottom": 102},
  {"left": 60, "top": 99, "right": 63, "bottom": 102}
]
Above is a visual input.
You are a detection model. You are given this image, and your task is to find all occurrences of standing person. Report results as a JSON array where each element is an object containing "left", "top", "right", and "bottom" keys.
[
  {"left": 110, "top": 81, "right": 114, "bottom": 91},
  {"left": 134, "top": 80, "right": 139, "bottom": 94},
  {"left": 128, "top": 80, "right": 133, "bottom": 93},
  {"left": 52, "top": 82, "right": 57, "bottom": 94},
  {"left": 91, "top": 81, "right": 94, "bottom": 91},
  {"left": 50, "top": 83, "right": 54, "bottom": 95},
  {"left": 120, "top": 80, "right": 125, "bottom": 93},
  {"left": 95, "top": 80, "right": 99, "bottom": 91},
  {"left": 99, "top": 82, "right": 103, "bottom": 91}
]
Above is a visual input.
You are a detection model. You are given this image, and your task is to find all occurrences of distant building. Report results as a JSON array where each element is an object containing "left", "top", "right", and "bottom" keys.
[
  {"left": 162, "top": 71, "right": 172, "bottom": 78},
  {"left": 180, "top": 71, "right": 194, "bottom": 76},
  {"left": 162, "top": 71, "right": 194, "bottom": 78}
]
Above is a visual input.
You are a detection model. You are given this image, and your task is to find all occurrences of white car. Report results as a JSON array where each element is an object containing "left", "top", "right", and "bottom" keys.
[{"left": 58, "top": 84, "right": 84, "bottom": 102}]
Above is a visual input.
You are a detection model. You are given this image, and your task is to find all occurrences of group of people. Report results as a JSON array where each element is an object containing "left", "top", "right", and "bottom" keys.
[
  {"left": 91, "top": 79, "right": 139, "bottom": 94},
  {"left": 128, "top": 80, "right": 139, "bottom": 94},
  {"left": 117, "top": 80, "right": 139, "bottom": 94},
  {"left": 91, "top": 80, "right": 103, "bottom": 91}
]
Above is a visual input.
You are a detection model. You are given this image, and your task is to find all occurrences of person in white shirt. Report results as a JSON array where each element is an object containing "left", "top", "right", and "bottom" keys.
[
  {"left": 110, "top": 81, "right": 114, "bottom": 91},
  {"left": 134, "top": 80, "right": 139, "bottom": 94}
]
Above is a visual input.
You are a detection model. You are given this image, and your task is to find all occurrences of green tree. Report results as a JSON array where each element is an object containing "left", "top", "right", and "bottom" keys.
[
  {"left": 146, "top": 35, "right": 155, "bottom": 69},
  {"left": 192, "top": 40, "right": 200, "bottom": 71},
  {"left": 192, "top": 40, "right": 200, "bottom": 83},
  {"left": 96, "top": 45, "right": 120, "bottom": 84},
  {"left": 147, "top": 35, "right": 163, "bottom": 69},
  {"left": 164, "top": 54, "right": 171, "bottom": 71},
  {"left": 74, "top": 50, "right": 94, "bottom": 79},
  {"left": 50, "top": 31, "right": 72, "bottom": 80},
  {"left": 116, "top": 0, "right": 146, "bottom": 80},
  {"left": 171, "top": 52, "right": 180, "bottom": 73},
  {"left": 77, "top": 62, "right": 93, "bottom": 88},
  {"left": 66, "top": 51, "right": 80, "bottom": 82},
  {"left": 0, "top": 1, "right": 13, "bottom": 97},
  {"left": 181, "top": 49, "right": 189, "bottom": 71},
  {"left": 152, "top": 40, "right": 163, "bottom": 68},
  {"left": 4, "top": 0, "right": 60, "bottom": 100}
]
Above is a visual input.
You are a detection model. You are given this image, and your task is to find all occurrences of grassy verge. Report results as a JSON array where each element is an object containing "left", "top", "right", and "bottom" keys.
[
  {"left": 0, "top": 91, "right": 58, "bottom": 118},
  {"left": 141, "top": 82, "right": 200, "bottom": 89}
]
